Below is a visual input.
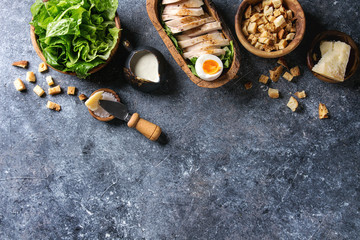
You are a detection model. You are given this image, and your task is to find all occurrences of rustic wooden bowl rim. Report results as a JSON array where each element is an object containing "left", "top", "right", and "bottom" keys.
[
  {"left": 306, "top": 30, "right": 360, "bottom": 83},
  {"left": 235, "top": 0, "right": 306, "bottom": 58},
  {"left": 30, "top": 13, "right": 121, "bottom": 76},
  {"left": 146, "top": 0, "right": 241, "bottom": 89},
  {"left": 88, "top": 88, "right": 121, "bottom": 122}
]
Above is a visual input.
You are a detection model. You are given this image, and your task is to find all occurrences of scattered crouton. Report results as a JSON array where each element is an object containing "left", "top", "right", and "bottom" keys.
[
  {"left": 12, "top": 61, "right": 28, "bottom": 69},
  {"left": 294, "top": 91, "right": 306, "bottom": 99},
  {"left": 79, "top": 94, "right": 88, "bottom": 101},
  {"left": 46, "top": 76, "right": 55, "bottom": 86},
  {"left": 290, "top": 66, "right": 301, "bottom": 77},
  {"left": 26, "top": 71, "right": 36, "bottom": 83},
  {"left": 38, "top": 62, "right": 48, "bottom": 73},
  {"left": 14, "top": 78, "right": 26, "bottom": 91},
  {"left": 319, "top": 103, "right": 329, "bottom": 119},
  {"left": 49, "top": 85, "right": 61, "bottom": 95},
  {"left": 33, "top": 85, "right": 45, "bottom": 97},
  {"left": 283, "top": 72, "right": 294, "bottom": 81},
  {"left": 259, "top": 74, "right": 269, "bottom": 84},
  {"left": 67, "top": 86, "right": 76, "bottom": 95},
  {"left": 47, "top": 101, "right": 61, "bottom": 111},
  {"left": 269, "top": 65, "right": 283, "bottom": 82},
  {"left": 244, "top": 82, "right": 253, "bottom": 90},
  {"left": 268, "top": 88, "right": 280, "bottom": 99},
  {"left": 287, "top": 96, "right": 298, "bottom": 112},
  {"left": 277, "top": 58, "right": 289, "bottom": 69}
]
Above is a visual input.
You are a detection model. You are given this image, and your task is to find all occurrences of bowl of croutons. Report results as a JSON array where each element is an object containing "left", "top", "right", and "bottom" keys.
[{"left": 235, "top": 0, "right": 306, "bottom": 58}]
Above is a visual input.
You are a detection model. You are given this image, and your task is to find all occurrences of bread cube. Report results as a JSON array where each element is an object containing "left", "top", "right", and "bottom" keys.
[
  {"left": 264, "top": 6, "right": 274, "bottom": 16},
  {"left": 287, "top": 97, "right": 298, "bottom": 112},
  {"left": 319, "top": 103, "right": 329, "bottom": 119},
  {"left": 67, "top": 86, "right": 76, "bottom": 95},
  {"left": 272, "top": 0, "right": 283, "bottom": 8},
  {"left": 278, "top": 29, "right": 285, "bottom": 39},
  {"left": 47, "top": 101, "right": 61, "bottom": 111},
  {"left": 244, "top": 82, "right": 253, "bottom": 90},
  {"left": 12, "top": 61, "right": 29, "bottom": 69},
  {"left": 14, "top": 78, "right": 26, "bottom": 91},
  {"left": 294, "top": 91, "right": 306, "bottom": 99},
  {"left": 269, "top": 65, "right": 283, "bottom": 82},
  {"left": 268, "top": 88, "right": 280, "bottom": 99},
  {"left": 283, "top": 72, "right": 294, "bottom": 81},
  {"left": 258, "top": 37, "right": 271, "bottom": 45},
  {"left": 254, "top": 4, "right": 262, "bottom": 12},
  {"left": 250, "top": 13, "right": 260, "bottom": 22},
  {"left": 49, "top": 85, "right": 61, "bottom": 95},
  {"left": 242, "top": 25, "right": 249, "bottom": 37},
  {"left": 290, "top": 66, "right": 301, "bottom": 77},
  {"left": 273, "top": 9, "right": 282, "bottom": 18},
  {"left": 277, "top": 58, "right": 289, "bottom": 69},
  {"left": 79, "top": 94, "right": 88, "bottom": 101},
  {"left": 38, "top": 62, "right": 48, "bottom": 73},
  {"left": 33, "top": 85, "right": 45, "bottom": 97},
  {"left": 255, "top": 42, "right": 264, "bottom": 50},
  {"left": 274, "top": 15, "right": 286, "bottom": 28},
  {"left": 258, "top": 24, "right": 266, "bottom": 33},
  {"left": 278, "top": 39, "right": 288, "bottom": 49},
  {"left": 245, "top": 6, "right": 252, "bottom": 19},
  {"left": 262, "top": 0, "right": 272, "bottom": 7},
  {"left": 286, "top": 33, "right": 295, "bottom": 41},
  {"left": 248, "top": 22, "right": 258, "bottom": 34},
  {"left": 259, "top": 74, "right": 269, "bottom": 84},
  {"left": 46, "top": 76, "right": 55, "bottom": 86},
  {"left": 286, "top": 10, "right": 293, "bottom": 20},
  {"left": 26, "top": 71, "right": 36, "bottom": 83}
]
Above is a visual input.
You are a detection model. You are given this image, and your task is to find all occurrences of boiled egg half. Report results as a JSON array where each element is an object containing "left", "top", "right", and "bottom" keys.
[{"left": 195, "top": 54, "right": 223, "bottom": 81}]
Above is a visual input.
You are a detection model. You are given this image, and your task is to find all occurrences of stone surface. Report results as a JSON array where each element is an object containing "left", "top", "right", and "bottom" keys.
[{"left": 0, "top": 0, "right": 359, "bottom": 239}]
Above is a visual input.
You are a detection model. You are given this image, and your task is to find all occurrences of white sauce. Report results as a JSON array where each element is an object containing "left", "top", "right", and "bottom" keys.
[
  {"left": 131, "top": 51, "right": 160, "bottom": 83},
  {"left": 93, "top": 92, "right": 118, "bottom": 118}
]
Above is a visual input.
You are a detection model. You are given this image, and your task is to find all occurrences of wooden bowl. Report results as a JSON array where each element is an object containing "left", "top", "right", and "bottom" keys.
[
  {"left": 235, "top": 0, "right": 306, "bottom": 58},
  {"left": 306, "top": 30, "right": 359, "bottom": 83},
  {"left": 88, "top": 88, "right": 120, "bottom": 122},
  {"left": 146, "top": 0, "right": 241, "bottom": 89},
  {"left": 30, "top": 14, "right": 121, "bottom": 76}
]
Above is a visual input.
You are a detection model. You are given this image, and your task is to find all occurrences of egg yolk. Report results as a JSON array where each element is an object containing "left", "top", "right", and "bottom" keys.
[{"left": 203, "top": 60, "right": 221, "bottom": 75}]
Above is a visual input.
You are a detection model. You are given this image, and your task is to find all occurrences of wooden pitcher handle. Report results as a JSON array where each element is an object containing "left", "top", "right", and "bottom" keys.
[{"left": 127, "top": 113, "right": 162, "bottom": 141}]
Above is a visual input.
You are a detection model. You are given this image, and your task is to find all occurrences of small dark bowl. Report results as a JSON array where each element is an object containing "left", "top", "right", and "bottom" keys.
[
  {"left": 123, "top": 45, "right": 166, "bottom": 93},
  {"left": 307, "top": 30, "right": 359, "bottom": 83}
]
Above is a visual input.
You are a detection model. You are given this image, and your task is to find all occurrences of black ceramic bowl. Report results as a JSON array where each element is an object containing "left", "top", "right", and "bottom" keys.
[{"left": 123, "top": 42, "right": 166, "bottom": 93}]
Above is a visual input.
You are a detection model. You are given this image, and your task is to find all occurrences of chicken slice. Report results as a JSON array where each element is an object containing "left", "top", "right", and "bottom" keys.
[
  {"left": 163, "top": 6, "right": 204, "bottom": 16},
  {"left": 162, "top": 15, "right": 184, "bottom": 22},
  {"left": 183, "top": 22, "right": 222, "bottom": 37},
  {"left": 184, "top": 39, "right": 230, "bottom": 52},
  {"left": 178, "top": 31, "right": 225, "bottom": 48},
  {"left": 162, "top": 0, "right": 183, "bottom": 4},
  {"left": 183, "top": 48, "right": 226, "bottom": 59},
  {"left": 167, "top": 0, "right": 204, "bottom": 8},
  {"left": 167, "top": 17, "right": 215, "bottom": 34}
]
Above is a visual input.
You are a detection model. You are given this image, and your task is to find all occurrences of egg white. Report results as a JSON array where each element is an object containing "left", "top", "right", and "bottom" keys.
[{"left": 195, "top": 54, "right": 224, "bottom": 81}]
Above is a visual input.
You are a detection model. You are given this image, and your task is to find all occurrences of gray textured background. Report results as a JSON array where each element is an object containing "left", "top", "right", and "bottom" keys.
[{"left": 1, "top": 0, "right": 360, "bottom": 239}]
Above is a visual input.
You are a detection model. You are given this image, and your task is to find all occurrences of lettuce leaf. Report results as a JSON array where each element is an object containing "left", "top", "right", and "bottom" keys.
[{"left": 30, "top": 0, "right": 119, "bottom": 78}]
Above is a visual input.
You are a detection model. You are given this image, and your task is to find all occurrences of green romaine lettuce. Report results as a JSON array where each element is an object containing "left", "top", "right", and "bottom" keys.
[{"left": 30, "top": 0, "right": 119, "bottom": 78}]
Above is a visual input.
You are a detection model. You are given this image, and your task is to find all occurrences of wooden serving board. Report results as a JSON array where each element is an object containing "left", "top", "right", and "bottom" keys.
[{"left": 146, "top": 0, "right": 241, "bottom": 88}]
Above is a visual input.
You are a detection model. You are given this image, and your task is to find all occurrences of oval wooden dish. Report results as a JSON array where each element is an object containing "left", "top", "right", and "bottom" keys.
[
  {"left": 30, "top": 14, "right": 122, "bottom": 76},
  {"left": 235, "top": 0, "right": 306, "bottom": 58},
  {"left": 146, "top": 0, "right": 241, "bottom": 88},
  {"left": 306, "top": 30, "right": 359, "bottom": 83}
]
